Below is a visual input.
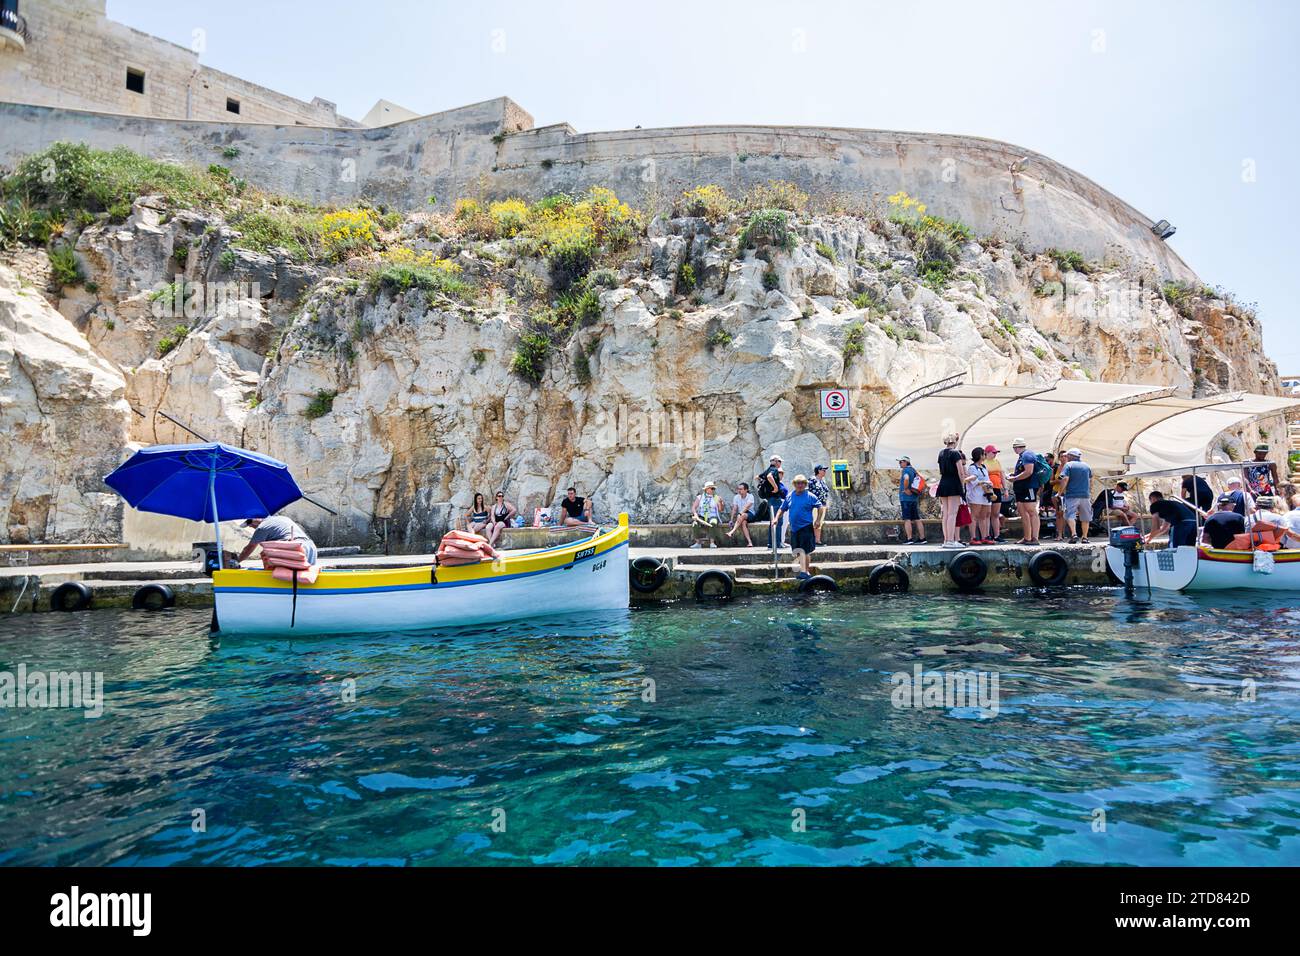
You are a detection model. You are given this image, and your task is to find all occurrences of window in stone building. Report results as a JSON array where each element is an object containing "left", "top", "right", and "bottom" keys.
[
  {"left": 126, "top": 68, "right": 146, "bottom": 94},
  {"left": 226, "top": 97, "right": 240, "bottom": 115}
]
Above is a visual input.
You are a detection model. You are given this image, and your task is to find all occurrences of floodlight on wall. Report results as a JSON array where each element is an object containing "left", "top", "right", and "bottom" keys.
[{"left": 1151, "top": 220, "right": 1176, "bottom": 240}]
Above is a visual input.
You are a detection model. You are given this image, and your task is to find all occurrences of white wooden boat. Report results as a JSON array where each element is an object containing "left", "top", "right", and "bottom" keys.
[
  {"left": 1101, "top": 460, "right": 1298, "bottom": 593},
  {"left": 1106, "top": 543, "right": 1300, "bottom": 592},
  {"left": 211, "top": 514, "right": 630, "bottom": 635}
]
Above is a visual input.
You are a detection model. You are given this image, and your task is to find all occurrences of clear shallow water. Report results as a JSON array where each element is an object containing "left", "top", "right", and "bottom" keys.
[{"left": 1, "top": 589, "right": 1299, "bottom": 866}]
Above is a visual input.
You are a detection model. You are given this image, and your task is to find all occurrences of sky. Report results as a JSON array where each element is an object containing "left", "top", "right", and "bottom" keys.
[{"left": 112, "top": 0, "right": 1299, "bottom": 371}]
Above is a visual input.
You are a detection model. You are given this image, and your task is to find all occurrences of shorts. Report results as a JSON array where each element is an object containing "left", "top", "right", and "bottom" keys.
[
  {"left": 900, "top": 499, "right": 920, "bottom": 521},
  {"left": 1062, "top": 497, "right": 1090, "bottom": 522},
  {"left": 743, "top": 509, "right": 759, "bottom": 522},
  {"left": 1013, "top": 483, "right": 1036, "bottom": 503},
  {"left": 792, "top": 524, "right": 816, "bottom": 555}
]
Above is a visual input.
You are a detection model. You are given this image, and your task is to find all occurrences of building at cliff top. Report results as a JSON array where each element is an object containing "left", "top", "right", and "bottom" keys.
[
  {"left": 2, "top": 0, "right": 1193, "bottom": 282},
  {"left": 0, "top": 0, "right": 409, "bottom": 126}
]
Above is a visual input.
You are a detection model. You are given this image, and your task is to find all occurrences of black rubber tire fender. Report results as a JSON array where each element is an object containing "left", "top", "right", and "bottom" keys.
[
  {"left": 867, "top": 563, "right": 910, "bottom": 594},
  {"left": 629, "top": 557, "right": 669, "bottom": 594},
  {"left": 947, "top": 550, "right": 988, "bottom": 591},
  {"left": 50, "top": 581, "right": 92, "bottom": 612},
  {"left": 693, "top": 569, "right": 734, "bottom": 601},
  {"left": 798, "top": 574, "right": 838, "bottom": 593},
  {"left": 1027, "top": 549, "right": 1070, "bottom": 587},
  {"left": 132, "top": 583, "right": 176, "bottom": 611}
]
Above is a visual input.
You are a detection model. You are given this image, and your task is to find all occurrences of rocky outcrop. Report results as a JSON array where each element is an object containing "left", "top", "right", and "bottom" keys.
[
  {"left": 0, "top": 264, "right": 131, "bottom": 543},
  {"left": 0, "top": 203, "right": 1281, "bottom": 554}
]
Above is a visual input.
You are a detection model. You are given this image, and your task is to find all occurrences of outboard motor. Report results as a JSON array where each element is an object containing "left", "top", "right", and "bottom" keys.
[{"left": 1110, "top": 526, "right": 1143, "bottom": 596}]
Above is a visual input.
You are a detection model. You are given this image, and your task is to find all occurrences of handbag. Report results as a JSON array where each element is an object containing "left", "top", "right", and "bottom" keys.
[{"left": 956, "top": 503, "right": 972, "bottom": 527}]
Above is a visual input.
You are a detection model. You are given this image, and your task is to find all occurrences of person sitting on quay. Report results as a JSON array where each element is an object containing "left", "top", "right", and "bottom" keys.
[
  {"left": 726, "top": 481, "right": 758, "bottom": 547},
  {"left": 558, "top": 487, "right": 593, "bottom": 527},
  {"left": 1244, "top": 443, "right": 1281, "bottom": 498},
  {"left": 1009, "top": 438, "right": 1042, "bottom": 546},
  {"left": 809, "top": 464, "right": 831, "bottom": 545},
  {"left": 484, "top": 491, "right": 516, "bottom": 548},
  {"left": 691, "top": 481, "right": 724, "bottom": 549},
  {"left": 777, "top": 474, "right": 823, "bottom": 579},
  {"left": 1057, "top": 448, "right": 1094, "bottom": 544},
  {"left": 237, "top": 513, "right": 318, "bottom": 566},
  {"left": 897, "top": 455, "right": 926, "bottom": 544},
  {"left": 1201, "top": 494, "right": 1247, "bottom": 550},
  {"left": 1093, "top": 479, "right": 1139, "bottom": 528},
  {"left": 464, "top": 492, "right": 490, "bottom": 535},
  {"left": 1145, "top": 490, "right": 1199, "bottom": 549}
]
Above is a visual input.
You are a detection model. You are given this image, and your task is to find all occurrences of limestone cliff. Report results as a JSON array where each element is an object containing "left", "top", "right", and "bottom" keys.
[{"left": 0, "top": 171, "right": 1280, "bottom": 554}]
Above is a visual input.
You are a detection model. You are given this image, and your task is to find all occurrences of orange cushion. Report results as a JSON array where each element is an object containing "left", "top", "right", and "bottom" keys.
[{"left": 271, "top": 565, "right": 319, "bottom": 584}]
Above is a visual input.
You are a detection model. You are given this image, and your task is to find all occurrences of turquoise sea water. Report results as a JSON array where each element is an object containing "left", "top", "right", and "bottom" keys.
[{"left": 1, "top": 589, "right": 1298, "bottom": 866}]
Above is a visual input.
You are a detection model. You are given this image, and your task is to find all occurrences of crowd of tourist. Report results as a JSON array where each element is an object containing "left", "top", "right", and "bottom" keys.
[
  {"left": 897, "top": 437, "right": 1296, "bottom": 551},
  {"left": 447, "top": 441, "right": 1294, "bottom": 561}
]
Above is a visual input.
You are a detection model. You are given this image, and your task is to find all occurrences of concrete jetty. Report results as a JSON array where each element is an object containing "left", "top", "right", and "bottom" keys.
[{"left": 0, "top": 522, "right": 1116, "bottom": 614}]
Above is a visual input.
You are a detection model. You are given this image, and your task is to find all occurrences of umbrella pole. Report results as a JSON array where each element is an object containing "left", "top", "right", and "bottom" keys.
[{"left": 209, "top": 460, "right": 223, "bottom": 565}]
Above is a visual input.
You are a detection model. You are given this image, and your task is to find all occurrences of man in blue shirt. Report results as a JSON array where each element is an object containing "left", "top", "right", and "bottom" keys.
[
  {"left": 1058, "top": 448, "right": 1094, "bottom": 543},
  {"left": 779, "top": 474, "right": 823, "bottom": 578},
  {"left": 897, "top": 455, "right": 925, "bottom": 544},
  {"left": 1224, "top": 477, "right": 1248, "bottom": 516}
]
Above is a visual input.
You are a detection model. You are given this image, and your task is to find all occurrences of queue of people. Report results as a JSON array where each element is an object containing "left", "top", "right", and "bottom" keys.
[{"left": 894, "top": 437, "right": 1296, "bottom": 551}]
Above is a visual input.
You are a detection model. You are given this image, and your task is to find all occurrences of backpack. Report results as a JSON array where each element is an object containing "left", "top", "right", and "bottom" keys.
[
  {"left": 912, "top": 473, "right": 928, "bottom": 495},
  {"left": 1031, "top": 454, "right": 1051, "bottom": 488}
]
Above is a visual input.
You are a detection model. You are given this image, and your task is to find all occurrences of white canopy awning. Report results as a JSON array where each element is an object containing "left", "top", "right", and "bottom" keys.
[
  {"left": 963, "top": 380, "right": 1168, "bottom": 462},
  {"left": 1127, "top": 393, "right": 1299, "bottom": 472},
  {"left": 871, "top": 376, "right": 1299, "bottom": 475},
  {"left": 868, "top": 377, "right": 1047, "bottom": 467}
]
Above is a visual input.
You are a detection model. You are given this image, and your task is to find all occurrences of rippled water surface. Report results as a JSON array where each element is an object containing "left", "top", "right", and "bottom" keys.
[{"left": 2, "top": 589, "right": 1299, "bottom": 866}]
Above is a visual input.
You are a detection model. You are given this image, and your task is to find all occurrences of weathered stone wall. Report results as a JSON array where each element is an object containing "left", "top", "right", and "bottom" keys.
[
  {"left": 0, "top": 0, "right": 344, "bottom": 125},
  {"left": 0, "top": 98, "right": 1195, "bottom": 283}
]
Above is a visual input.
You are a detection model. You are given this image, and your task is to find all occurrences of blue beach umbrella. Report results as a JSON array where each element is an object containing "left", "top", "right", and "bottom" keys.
[{"left": 104, "top": 442, "right": 303, "bottom": 559}]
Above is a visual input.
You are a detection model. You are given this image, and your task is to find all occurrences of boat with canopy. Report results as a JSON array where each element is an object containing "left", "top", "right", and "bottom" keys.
[{"left": 1101, "top": 461, "right": 1300, "bottom": 592}]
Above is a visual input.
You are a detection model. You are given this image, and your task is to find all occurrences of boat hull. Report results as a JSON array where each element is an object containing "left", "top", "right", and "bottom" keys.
[
  {"left": 1106, "top": 544, "right": 1300, "bottom": 592},
  {"left": 212, "top": 515, "right": 630, "bottom": 635}
]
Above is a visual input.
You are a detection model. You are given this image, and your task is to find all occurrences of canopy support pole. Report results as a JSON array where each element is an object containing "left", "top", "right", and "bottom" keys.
[{"left": 209, "top": 457, "right": 223, "bottom": 565}]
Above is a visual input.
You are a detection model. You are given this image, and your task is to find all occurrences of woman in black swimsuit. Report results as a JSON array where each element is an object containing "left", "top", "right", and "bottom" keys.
[{"left": 484, "top": 491, "right": 516, "bottom": 547}]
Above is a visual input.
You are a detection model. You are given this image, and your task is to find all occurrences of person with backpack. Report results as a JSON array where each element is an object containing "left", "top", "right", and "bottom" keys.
[
  {"left": 898, "top": 455, "right": 926, "bottom": 544},
  {"left": 1010, "top": 438, "right": 1044, "bottom": 545}
]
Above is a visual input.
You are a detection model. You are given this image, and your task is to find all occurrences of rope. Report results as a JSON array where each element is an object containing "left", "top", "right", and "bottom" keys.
[{"left": 9, "top": 575, "right": 30, "bottom": 614}]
